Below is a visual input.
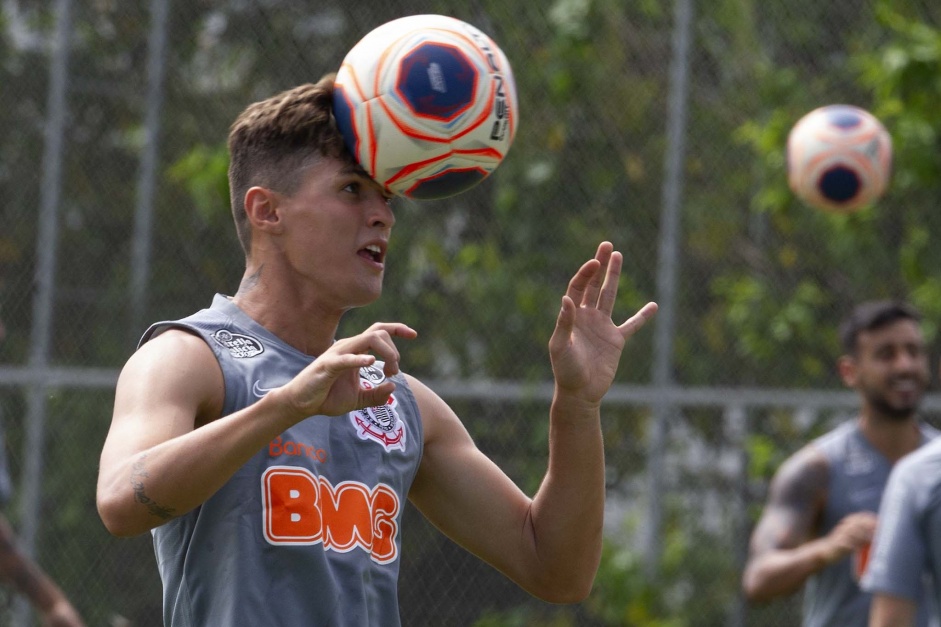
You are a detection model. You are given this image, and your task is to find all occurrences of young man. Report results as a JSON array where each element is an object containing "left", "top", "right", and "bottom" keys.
[
  {"left": 95, "top": 75, "right": 657, "bottom": 625},
  {"left": 864, "top": 436, "right": 941, "bottom": 627},
  {"left": 741, "top": 300, "right": 939, "bottom": 627}
]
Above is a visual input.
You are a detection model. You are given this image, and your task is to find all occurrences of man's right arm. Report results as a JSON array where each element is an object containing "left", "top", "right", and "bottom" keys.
[
  {"left": 96, "top": 329, "right": 295, "bottom": 536},
  {"left": 96, "top": 323, "right": 415, "bottom": 537},
  {"left": 742, "top": 445, "right": 875, "bottom": 602}
]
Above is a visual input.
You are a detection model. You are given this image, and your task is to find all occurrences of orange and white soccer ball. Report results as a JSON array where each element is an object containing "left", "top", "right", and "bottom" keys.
[
  {"left": 332, "top": 14, "right": 518, "bottom": 201},
  {"left": 786, "top": 104, "right": 892, "bottom": 213}
]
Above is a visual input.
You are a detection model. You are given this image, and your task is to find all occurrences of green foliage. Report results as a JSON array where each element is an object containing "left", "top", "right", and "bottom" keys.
[
  {"left": 745, "top": 433, "right": 780, "bottom": 481},
  {"left": 168, "top": 143, "right": 231, "bottom": 225},
  {"left": 713, "top": 275, "right": 830, "bottom": 375},
  {"left": 472, "top": 606, "right": 580, "bottom": 627},
  {"left": 587, "top": 536, "right": 683, "bottom": 626},
  {"left": 585, "top": 512, "right": 740, "bottom": 626}
]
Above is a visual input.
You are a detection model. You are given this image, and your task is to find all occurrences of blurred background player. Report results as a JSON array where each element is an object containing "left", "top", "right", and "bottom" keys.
[
  {"left": 0, "top": 417, "right": 83, "bottom": 624},
  {"left": 95, "top": 76, "right": 657, "bottom": 625},
  {"left": 742, "top": 300, "right": 939, "bottom": 626},
  {"left": 0, "top": 316, "right": 84, "bottom": 627},
  {"left": 0, "top": 514, "right": 84, "bottom": 626},
  {"left": 863, "top": 433, "right": 941, "bottom": 626}
]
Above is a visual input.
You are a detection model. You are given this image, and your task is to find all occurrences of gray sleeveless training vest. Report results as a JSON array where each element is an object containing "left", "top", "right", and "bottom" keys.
[
  {"left": 863, "top": 437, "right": 941, "bottom": 624},
  {"left": 802, "top": 419, "right": 938, "bottom": 627},
  {"left": 142, "top": 295, "right": 423, "bottom": 626}
]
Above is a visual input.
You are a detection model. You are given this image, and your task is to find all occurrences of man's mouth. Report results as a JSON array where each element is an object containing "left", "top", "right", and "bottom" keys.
[
  {"left": 360, "top": 244, "right": 384, "bottom": 263},
  {"left": 888, "top": 378, "right": 922, "bottom": 394}
]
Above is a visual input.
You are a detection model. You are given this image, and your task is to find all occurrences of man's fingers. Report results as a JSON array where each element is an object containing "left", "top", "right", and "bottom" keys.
[
  {"left": 359, "top": 381, "right": 396, "bottom": 408},
  {"left": 366, "top": 321, "right": 418, "bottom": 340},
  {"left": 582, "top": 242, "right": 613, "bottom": 307},
  {"left": 565, "top": 258, "right": 600, "bottom": 307},
  {"left": 332, "top": 324, "right": 417, "bottom": 374},
  {"left": 617, "top": 302, "right": 658, "bottom": 337},
  {"left": 550, "top": 295, "right": 577, "bottom": 347},
  {"left": 319, "top": 352, "right": 377, "bottom": 378},
  {"left": 596, "top": 250, "right": 623, "bottom": 315}
]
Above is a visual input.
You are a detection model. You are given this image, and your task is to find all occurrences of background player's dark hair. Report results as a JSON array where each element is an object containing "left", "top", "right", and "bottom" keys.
[{"left": 839, "top": 300, "right": 922, "bottom": 356}]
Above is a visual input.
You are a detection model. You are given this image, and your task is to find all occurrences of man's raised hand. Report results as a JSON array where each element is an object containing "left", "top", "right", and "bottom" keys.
[{"left": 549, "top": 242, "right": 657, "bottom": 404}]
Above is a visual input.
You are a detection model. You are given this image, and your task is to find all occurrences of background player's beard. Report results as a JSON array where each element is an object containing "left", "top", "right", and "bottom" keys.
[{"left": 861, "top": 383, "right": 924, "bottom": 421}]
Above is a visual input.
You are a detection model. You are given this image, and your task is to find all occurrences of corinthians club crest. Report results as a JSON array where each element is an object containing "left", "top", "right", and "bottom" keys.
[{"left": 350, "top": 363, "right": 406, "bottom": 452}]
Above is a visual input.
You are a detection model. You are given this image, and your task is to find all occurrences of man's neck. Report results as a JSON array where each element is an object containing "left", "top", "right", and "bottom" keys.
[
  {"left": 857, "top": 413, "right": 922, "bottom": 463},
  {"left": 232, "top": 276, "right": 342, "bottom": 356}
]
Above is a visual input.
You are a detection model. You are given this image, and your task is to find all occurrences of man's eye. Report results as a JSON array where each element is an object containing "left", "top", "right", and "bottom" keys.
[{"left": 343, "top": 182, "right": 360, "bottom": 194}]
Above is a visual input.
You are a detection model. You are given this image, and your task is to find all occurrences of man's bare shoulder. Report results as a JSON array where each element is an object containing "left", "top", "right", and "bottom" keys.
[
  {"left": 128, "top": 327, "right": 213, "bottom": 366},
  {"left": 400, "top": 374, "right": 456, "bottom": 423},
  {"left": 768, "top": 442, "right": 830, "bottom": 508},
  {"left": 400, "top": 373, "right": 475, "bottom": 451},
  {"left": 745, "top": 443, "right": 831, "bottom": 557},
  {"left": 117, "top": 327, "right": 223, "bottom": 424}
]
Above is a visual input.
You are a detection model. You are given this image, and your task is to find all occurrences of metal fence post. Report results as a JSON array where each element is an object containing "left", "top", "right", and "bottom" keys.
[
  {"left": 15, "top": 0, "right": 74, "bottom": 624},
  {"left": 646, "top": 0, "right": 694, "bottom": 579},
  {"left": 130, "top": 0, "right": 171, "bottom": 343},
  {"left": 726, "top": 404, "right": 748, "bottom": 627}
]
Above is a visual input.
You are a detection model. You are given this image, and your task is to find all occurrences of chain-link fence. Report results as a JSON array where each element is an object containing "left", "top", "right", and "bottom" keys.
[{"left": 1, "top": 0, "right": 940, "bottom": 625}]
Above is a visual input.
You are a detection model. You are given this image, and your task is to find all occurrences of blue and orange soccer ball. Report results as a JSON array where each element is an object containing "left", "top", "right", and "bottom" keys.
[
  {"left": 786, "top": 104, "right": 893, "bottom": 213},
  {"left": 332, "top": 14, "right": 518, "bottom": 200}
]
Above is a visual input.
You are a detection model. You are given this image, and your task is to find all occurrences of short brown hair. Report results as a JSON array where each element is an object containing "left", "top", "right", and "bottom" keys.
[{"left": 227, "top": 74, "right": 353, "bottom": 255}]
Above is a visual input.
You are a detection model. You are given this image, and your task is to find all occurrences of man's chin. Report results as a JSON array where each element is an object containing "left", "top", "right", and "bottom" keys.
[
  {"left": 349, "top": 290, "right": 382, "bottom": 310},
  {"left": 876, "top": 402, "right": 921, "bottom": 421}
]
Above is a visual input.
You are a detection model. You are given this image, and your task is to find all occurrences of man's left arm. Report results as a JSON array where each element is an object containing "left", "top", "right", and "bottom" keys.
[
  {"left": 408, "top": 242, "right": 655, "bottom": 603},
  {"left": 534, "top": 241, "right": 656, "bottom": 596}
]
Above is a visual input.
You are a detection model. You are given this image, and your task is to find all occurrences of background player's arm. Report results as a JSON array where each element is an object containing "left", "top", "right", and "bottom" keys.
[
  {"left": 742, "top": 446, "right": 873, "bottom": 602},
  {"left": 0, "top": 515, "right": 84, "bottom": 626},
  {"left": 97, "top": 324, "right": 414, "bottom": 536},
  {"left": 869, "top": 594, "right": 916, "bottom": 627}
]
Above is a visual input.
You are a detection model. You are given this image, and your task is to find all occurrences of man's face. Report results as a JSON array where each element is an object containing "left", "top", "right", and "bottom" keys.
[
  {"left": 842, "top": 319, "right": 930, "bottom": 420},
  {"left": 273, "top": 156, "right": 395, "bottom": 310}
]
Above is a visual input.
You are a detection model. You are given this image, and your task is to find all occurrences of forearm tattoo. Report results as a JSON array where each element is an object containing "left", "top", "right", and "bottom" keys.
[{"left": 131, "top": 455, "right": 175, "bottom": 520}]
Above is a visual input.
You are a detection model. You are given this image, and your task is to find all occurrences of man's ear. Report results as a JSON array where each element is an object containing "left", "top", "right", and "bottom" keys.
[
  {"left": 837, "top": 354, "right": 858, "bottom": 387},
  {"left": 244, "top": 186, "right": 283, "bottom": 233}
]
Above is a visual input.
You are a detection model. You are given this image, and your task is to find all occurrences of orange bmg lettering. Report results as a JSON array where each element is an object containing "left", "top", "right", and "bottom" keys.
[{"left": 261, "top": 467, "right": 400, "bottom": 564}]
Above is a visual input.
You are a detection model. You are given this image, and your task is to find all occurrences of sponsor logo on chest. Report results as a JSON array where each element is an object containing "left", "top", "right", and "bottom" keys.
[
  {"left": 350, "top": 365, "right": 407, "bottom": 452},
  {"left": 261, "top": 467, "right": 400, "bottom": 564}
]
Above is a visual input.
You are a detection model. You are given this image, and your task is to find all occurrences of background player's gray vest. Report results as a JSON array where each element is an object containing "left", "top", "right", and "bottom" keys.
[
  {"left": 803, "top": 420, "right": 937, "bottom": 627},
  {"left": 142, "top": 295, "right": 423, "bottom": 627}
]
